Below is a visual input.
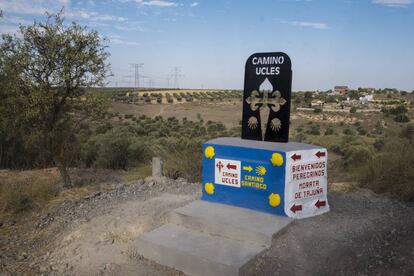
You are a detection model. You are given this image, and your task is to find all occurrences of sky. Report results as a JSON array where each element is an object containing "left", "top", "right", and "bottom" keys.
[{"left": 0, "top": 0, "right": 414, "bottom": 91}]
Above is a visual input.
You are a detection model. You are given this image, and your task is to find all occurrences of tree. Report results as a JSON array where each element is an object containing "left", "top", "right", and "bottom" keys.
[
  {"left": 304, "top": 91, "right": 313, "bottom": 105},
  {"left": 0, "top": 12, "right": 110, "bottom": 187},
  {"left": 348, "top": 90, "right": 360, "bottom": 100}
]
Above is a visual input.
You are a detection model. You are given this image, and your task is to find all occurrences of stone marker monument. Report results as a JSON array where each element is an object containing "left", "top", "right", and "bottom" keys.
[
  {"left": 242, "top": 52, "right": 292, "bottom": 142},
  {"left": 202, "top": 52, "right": 329, "bottom": 219},
  {"left": 135, "top": 52, "right": 330, "bottom": 276}
]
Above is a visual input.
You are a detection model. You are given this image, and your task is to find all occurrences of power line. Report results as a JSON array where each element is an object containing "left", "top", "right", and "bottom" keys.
[
  {"left": 166, "top": 75, "right": 172, "bottom": 88},
  {"left": 130, "top": 63, "right": 144, "bottom": 89},
  {"left": 172, "top": 66, "right": 184, "bottom": 89}
]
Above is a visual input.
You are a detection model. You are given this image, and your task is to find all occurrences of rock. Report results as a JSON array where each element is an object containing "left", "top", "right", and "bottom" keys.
[
  {"left": 103, "top": 263, "right": 111, "bottom": 270},
  {"left": 84, "top": 192, "right": 101, "bottom": 200}
]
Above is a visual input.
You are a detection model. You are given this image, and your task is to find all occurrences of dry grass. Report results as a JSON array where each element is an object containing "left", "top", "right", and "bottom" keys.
[
  {"left": 0, "top": 168, "right": 127, "bottom": 215},
  {"left": 152, "top": 139, "right": 202, "bottom": 183},
  {"left": 353, "top": 138, "right": 414, "bottom": 201},
  {"left": 0, "top": 169, "right": 60, "bottom": 213},
  {"left": 126, "top": 164, "right": 152, "bottom": 181}
]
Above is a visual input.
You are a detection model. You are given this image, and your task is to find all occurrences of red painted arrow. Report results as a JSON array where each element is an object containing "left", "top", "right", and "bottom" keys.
[
  {"left": 290, "top": 204, "right": 302, "bottom": 213},
  {"left": 315, "top": 151, "right": 326, "bottom": 158},
  {"left": 227, "top": 163, "right": 237, "bottom": 170},
  {"left": 291, "top": 153, "right": 301, "bottom": 161},
  {"left": 315, "top": 200, "right": 326, "bottom": 209}
]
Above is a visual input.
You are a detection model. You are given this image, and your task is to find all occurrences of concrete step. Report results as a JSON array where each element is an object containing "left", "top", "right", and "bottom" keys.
[
  {"left": 135, "top": 224, "right": 266, "bottom": 276},
  {"left": 169, "top": 200, "right": 293, "bottom": 246}
]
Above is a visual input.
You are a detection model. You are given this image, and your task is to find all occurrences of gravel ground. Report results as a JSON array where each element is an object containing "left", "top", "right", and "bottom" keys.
[
  {"left": 247, "top": 188, "right": 414, "bottom": 276},
  {"left": 0, "top": 177, "right": 199, "bottom": 276},
  {"left": 0, "top": 179, "right": 413, "bottom": 276}
]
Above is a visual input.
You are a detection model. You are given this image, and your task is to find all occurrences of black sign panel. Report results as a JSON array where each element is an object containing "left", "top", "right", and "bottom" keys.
[{"left": 241, "top": 52, "right": 292, "bottom": 143}]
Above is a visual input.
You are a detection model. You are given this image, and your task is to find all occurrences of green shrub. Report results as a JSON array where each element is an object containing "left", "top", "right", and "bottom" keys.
[
  {"left": 343, "top": 145, "right": 373, "bottom": 168},
  {"left": 390, "top": 105, "right": 408, "bottom": 115},
  {"left": 81, "top": 138, "right": 99, "bottom": 167},
  {"left": 128, "top": 139, "right": 151, "bottom": 167},
  {"left": 330, "top": 135, "right": 361, "bottom": 156},
  {"left": 207, "top": 122, "right": 226, "bottom": 133},
  {"left": 307, "top": 125, "right": 320, "bottom": 135},
  {"left": 343, "top": 128, "right": 355, "bottom": 136},
  {"left": 95, "top": 134, "right": 130, "bottom": 169},
  {"left": 357, "top": 127, "right": 367, "bottom": 135},
  {"left": 95, "top": 122, "right": 113, "bottom": 134},
  {"left": 324, "top": 127, "right": 334, "bottom": 135},
  {"left": 350, "top": 106, "right": 357, "bottom": 113},
  {"left": 394, "top": 114, "right": 410, "bottom": 123}
]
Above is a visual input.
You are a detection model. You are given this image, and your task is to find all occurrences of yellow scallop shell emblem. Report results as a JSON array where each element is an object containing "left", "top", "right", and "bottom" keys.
[
  {"left": 268, "top": 193, "right": 281, "bottom": 207},
  {"left": 204, "top": 146, "right": 215, "bottom": 159},
  {"left": 270, "top": 153, "right": 284, "bottom": 167},
  {"left": 204, "top": 183, "right": 215, "bottom": 195},
  {"left": 256, "top": 166, "right": 267, "bottom": 176}
]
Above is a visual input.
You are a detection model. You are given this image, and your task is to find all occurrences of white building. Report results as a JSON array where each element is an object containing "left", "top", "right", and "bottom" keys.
[{"left": 359, "top": 95, "right": 374, "bottom": 105}]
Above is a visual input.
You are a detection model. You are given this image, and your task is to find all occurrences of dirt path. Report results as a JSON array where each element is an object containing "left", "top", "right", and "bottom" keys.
[
  {"left": 1, "top": 179, "right": 413, "bottom": 275},
  {"left": 248, "top": 188, "right": 414, "bottom": 276}
]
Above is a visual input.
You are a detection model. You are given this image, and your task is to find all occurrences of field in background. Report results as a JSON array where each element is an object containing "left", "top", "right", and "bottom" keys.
[
  {"left": 92, "top": 88, "right": 242, "bottom": 105},
  {"left": 111, "top": 101, "right": 241, "bottom": 128},
  {"left": 105, "top": 93, "right": 413, "bottom": 201}
]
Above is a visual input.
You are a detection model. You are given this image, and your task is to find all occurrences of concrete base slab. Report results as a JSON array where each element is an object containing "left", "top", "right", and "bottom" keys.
[
  {"left": 134, "top": 201, "right": 293, "bottom": 276},
  {"left": 170, "top": 200, "right": 293, "bottom": 246},
  {"left": 135, "top": 224, "right": 265, "bottom": 276}
]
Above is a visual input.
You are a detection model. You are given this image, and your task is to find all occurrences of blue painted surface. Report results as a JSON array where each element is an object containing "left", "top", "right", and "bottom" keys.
[{"left": 201, "top": 142, "right": 287, "bottom": 216}]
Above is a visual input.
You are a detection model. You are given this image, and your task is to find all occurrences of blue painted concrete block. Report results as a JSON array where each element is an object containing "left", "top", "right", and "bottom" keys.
[{"left": 201, "top": 137, "right": 330, "bottom": 219}]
